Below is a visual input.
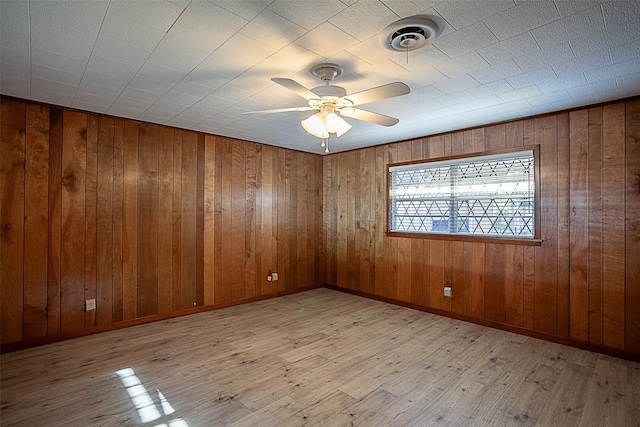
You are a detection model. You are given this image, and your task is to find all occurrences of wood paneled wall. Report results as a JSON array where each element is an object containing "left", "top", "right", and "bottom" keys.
[
  {"left": 322, "top": 98, "right": 640, "bottom": 357},
  {"left": 2, "top": 96, "right": 639, "bottom": 358},
  {"left": 1, "top": 98, "right": 322, "bottom": 347}
]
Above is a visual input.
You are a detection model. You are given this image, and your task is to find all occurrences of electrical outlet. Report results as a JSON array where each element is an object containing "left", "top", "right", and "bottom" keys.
[
  {"left": 272, "top": 272, "right": 279, "bottom": 281},
  {"left": 85, "top": 299, "right": 96, "bottom": 311},
  {"left": 444, "top": 286, "right": 452, "bottom": 298}
]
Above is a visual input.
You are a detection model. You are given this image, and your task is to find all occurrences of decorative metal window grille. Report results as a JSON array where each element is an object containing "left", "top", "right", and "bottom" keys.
[{"left": 389, "top": 150, "right": 535, "bottom": 238}]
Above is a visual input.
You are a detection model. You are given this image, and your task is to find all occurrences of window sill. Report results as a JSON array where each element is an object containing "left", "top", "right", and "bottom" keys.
[{"left": 385, "top": 231, "right": 543, "bottom": 246}]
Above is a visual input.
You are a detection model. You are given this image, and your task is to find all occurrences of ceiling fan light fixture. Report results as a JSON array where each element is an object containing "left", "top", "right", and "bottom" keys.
[
  {"left": 301, "top": 114, "right": 329, "bottom": 139},
  {"left": 325, "top": 113, "right": 351, "bottom": 137}
]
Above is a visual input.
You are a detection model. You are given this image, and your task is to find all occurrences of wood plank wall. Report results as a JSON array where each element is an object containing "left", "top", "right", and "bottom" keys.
[
  {"left": 1, "top": 98, "right": 322, "bottom": 348},
  {"left": 322, "top": 98, "right": 640, "bottom": 357}
]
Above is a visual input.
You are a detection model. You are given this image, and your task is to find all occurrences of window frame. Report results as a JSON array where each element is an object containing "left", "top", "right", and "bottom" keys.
[{"left": 386, "top": 146, "right": 542, "bottom": 246}]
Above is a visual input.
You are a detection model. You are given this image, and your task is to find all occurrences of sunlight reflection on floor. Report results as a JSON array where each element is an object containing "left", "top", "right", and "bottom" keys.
[{"left": 116, "top": 368, "right": 188, "bottom": 427}]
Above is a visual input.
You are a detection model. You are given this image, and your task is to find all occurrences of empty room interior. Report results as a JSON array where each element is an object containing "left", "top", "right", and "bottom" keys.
[{"left": 1, "top": 1, "right": 640, "bottom": 425}]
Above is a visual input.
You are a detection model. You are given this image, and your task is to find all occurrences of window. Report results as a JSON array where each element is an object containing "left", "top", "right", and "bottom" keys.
[{"left": 388, "top": 148, "right": 538, "bottom": 242}]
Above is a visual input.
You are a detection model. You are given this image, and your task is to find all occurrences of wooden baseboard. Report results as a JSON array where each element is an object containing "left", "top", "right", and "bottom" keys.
[
  {"left": 323, "top": 284, "right": 640, "bottom": 363},
  {"left": 0, "top": 285, "right": 321, "bottom": 353}
]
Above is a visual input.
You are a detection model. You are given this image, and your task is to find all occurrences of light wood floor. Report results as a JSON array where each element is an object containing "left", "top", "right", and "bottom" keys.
[{"left": 1, "top": 288, "right": 639, "bottom": 426}]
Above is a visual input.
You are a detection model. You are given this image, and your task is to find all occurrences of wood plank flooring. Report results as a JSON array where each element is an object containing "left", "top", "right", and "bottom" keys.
[{"left": 1, "top": 288, "right": 639, "bottom": 426}]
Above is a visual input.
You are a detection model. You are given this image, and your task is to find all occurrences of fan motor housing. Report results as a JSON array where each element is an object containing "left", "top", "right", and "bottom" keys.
[{"left": 312, "top": 85, "right": 347, "bottom": 99}]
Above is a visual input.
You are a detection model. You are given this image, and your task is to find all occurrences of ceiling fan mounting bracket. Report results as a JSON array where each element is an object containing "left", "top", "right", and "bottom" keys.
[{"left": 310, "top": 63, "right": 344, "bottom": 83}]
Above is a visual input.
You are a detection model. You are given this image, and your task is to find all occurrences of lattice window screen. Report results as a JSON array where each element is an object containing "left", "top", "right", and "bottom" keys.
[{"left": 389, "top": 150, "right": 535, "bottom": 237}]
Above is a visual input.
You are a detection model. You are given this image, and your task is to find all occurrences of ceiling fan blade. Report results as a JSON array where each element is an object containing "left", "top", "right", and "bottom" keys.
[
  {"left": 343, "top": 82, "right": 410, "bottom": 106},
  {"left": 272, "top": 77, "right": 320, "bottom": 101},
  {"left": 243, "top": 106, "right": 317, "bottom": 115},
  {"left": 341, "top": 108, "right": 399, "bottom": 127}
]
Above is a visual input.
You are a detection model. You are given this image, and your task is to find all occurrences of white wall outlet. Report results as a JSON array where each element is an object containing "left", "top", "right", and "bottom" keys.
[
  {"left": 272, "top": 272, "right": 279, "bottom": 281},
  {"left": 444, "top": 286, "right": 452, "bottom": 298},
  {"left": 267, "top": 273, "right": 272, "bottom": 282},
  {"left": 85, "top": 299, "right": 96, "bottom": 311}
]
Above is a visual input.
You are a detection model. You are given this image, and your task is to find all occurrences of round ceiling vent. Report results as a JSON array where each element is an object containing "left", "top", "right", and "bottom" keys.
[{"left": 380, "top": 15, "right": 444, "bottom": 52}]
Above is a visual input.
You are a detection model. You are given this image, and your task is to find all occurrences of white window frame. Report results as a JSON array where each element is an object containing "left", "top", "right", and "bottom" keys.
[{"left": 387, "top": 147, "right": 541, "bottom": 244}]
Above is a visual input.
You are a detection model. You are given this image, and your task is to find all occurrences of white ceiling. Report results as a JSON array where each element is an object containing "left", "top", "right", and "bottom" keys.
[{"left": 1, "top": 1, "right": 639, "bottom": 154}]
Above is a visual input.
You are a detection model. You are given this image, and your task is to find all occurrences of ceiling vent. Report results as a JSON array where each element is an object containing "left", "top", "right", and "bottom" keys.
[{"left": 380, "top": 15, "right": 444, "bottom": 52}]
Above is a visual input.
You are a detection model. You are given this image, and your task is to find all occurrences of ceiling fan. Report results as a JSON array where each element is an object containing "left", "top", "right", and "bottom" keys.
[{"left": 243, "top": 63, "right": 410, "bottom": 152}]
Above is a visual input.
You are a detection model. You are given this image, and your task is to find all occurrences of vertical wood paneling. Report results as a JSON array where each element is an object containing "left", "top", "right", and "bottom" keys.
[
  {"left": 422, "top": 240, "right": 431, "bottom": 308},
  {"left": 352, "top": 150, "right": 364, "bottom": 292},
  {"left": 569, "top": 110, "right": 589, "bottom": 342},
  {"left": 410, "top": 238, "right": 424, "bottom": 306},
  {"left": 60, "top": 111, "right": 86, "bottom": 333},
  {"left": 374, "top": 146, "right": 386, "bottom": 297},
  {"left": 470, "top": 242, "right": 485, "bottom": 319},
  {"left": 122, "top": 121, "right": 138, "bottom": 320},
  {"left": 180, "top": 131, "right": 197, "bottom": 308},
  {"left": 196, "top": 134, "right": 205, "bottom": 306},
  {"left": 219, "top": 138, "right": 232, "bottom": 302},
  {"left": 47, "top": 107, "right": 63, "bottom": 335},
  {"left": 2, "top": 98, "right": 321, "bottom": 349},
  {"left": 276, "top": 150, "right": 287, "bottom": 293},
  {"left": 587, "top": 108, "right": 603, "bottom": 345},
  {"left": 137, "top": 124, "right": 159, "bottom": 317},
  {"left": 24, "top": 104, "right": 49, "bottom": 338},
  {"left": 172, "top": 130, "right": 183, "bottom": 310},
  {"left": 204, "top": 135, "right": 216, "bottom": 304},
  {"left": 259, "top": 145, "right": 275, "bottom": 296},
  {"left": 84, "top": 115, "right": 98, "bottom": 328},
  {"left": 231, "top": 140, "right": 247, "bottom": 301},
  {"left": 337, "top": 153, "right": 348, "bottom": 289},
  {"left": 297, "top": 152, "right": 310, "bottom": 289},
  {"left": 1, "top": 99, "right": 25, "bottom": 344},
  {"left": 602, "top": 104, "right": 625, "bottom": 350},
  {"left": 485, "top": 124, "right": 506, "bottom": 150},
  {"left": 471, "top": 128, "right": 485, "bottom": 152},
  {"left": 443, "top": 240, "right": 452, "bottom": 312},
  {"left": 505, "top": 245, "right": 524, "bottom": 326},
  {"left": 245, "top": 143, "right": 257, "bottom": 297},
  {"left": 450, "top": 241, "right": 464, "bottom": 314},
  {"left": 345, "top": 151, "right": 356, "bottom": 290},
  {"left": 320, "top": 154, "right": 333, "bottom": 286},
  {"left": 485, "top": 244, "right": 506, "bottom": 323},
  {"left": 195, "top": 133, "right": 205, "bottom": 306},
  {"left": 462, "top": 244, "right": 474, "bottom": 316},
  {"left": 451, "top": 131, "right": 464, "bottom": 155},
  {"left": 557, "top": 112, "right": 571, "bottom": 338},
  {"left": 505, "top": 120, "right": 524, "bottom": 149},
  {"left": 429, "top": 240, "right": 445, "bottom": 310},
  {"left": 287, "top": 150, "right": 297, "bottom": 291},
  {"left": 96, "top": 116, "right": 114, "bottom": 326},
  {"left": 534, "top": 114, "right": 559, "bottom": 335},
  {"left": 212, "top": 137, "right": 224, "bottom": 302},
  {"left": 625, "top": 99, "right": 640, "bottom": 353},
  {"left": 311, "top": 153, "right": 320, "bottom": 287},
  {"left": 112, "top": 119, "right": 124, "bottom": 323},
  {"left": 522, "top": 119, "right": 536, "bottom": 331},
  {"left": 157, "top": 127, "right": 174, "bottom": 314}
]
